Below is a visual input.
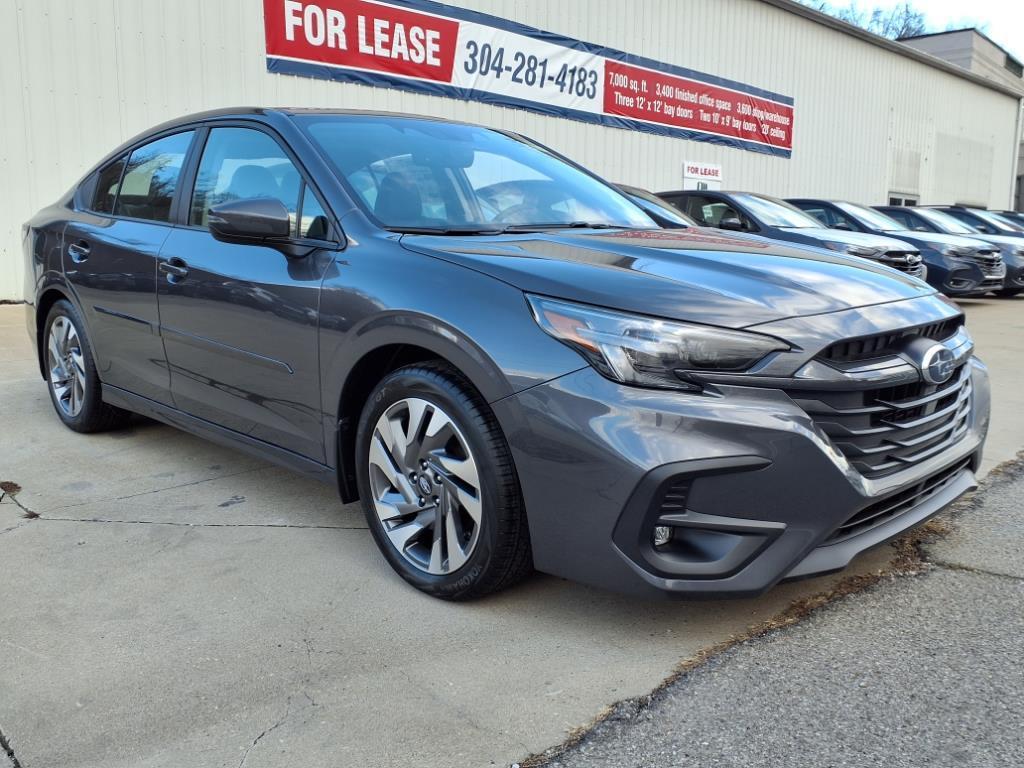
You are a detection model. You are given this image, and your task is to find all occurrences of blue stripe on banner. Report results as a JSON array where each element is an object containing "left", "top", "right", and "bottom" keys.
[
  {"left": 266, "top": 57, "right": 794, "bottom": 159},
  {"left": 381, "top": 0, "right": 794, "bottom": 106}
]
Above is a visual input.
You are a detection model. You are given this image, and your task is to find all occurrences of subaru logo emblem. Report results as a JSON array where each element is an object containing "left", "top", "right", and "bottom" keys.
[
  {"left": 920, "top": 344, "right": 955, "bottom": 385},
  {"left": 417, "top": 475, "right": 433, "bottom": 496}
]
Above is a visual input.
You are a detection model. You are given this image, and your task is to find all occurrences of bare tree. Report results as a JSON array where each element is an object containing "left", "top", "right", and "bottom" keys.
[{"left": 804, "top": 1, "right": 928, "bottom": 39}]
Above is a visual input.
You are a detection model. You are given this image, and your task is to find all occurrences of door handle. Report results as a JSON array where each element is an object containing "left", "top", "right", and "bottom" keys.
[
  {"left": 67, "top": 241, "right": 90, "bottom": 263},
  {"left": 159, "top": 258, "right": 189, "bottom": 282}
]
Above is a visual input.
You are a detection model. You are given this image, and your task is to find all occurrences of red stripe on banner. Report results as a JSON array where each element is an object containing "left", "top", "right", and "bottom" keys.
[
  {"left": 263, "top": 0, "right": 458, "bottom": 82},
  {"left": 603, "top": 60, "right": 794, "bottom": 151}
]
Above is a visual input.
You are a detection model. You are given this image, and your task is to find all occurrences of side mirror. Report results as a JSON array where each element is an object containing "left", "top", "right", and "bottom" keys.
[
  {"left": 209, "top": 197, "right": 291, "bottom": 242},
  {"left": 719, "top": 216, "right": 745, "bottom": 232},
  {"left": 831, "top": 222, "right": 852, "bottom": 231}
]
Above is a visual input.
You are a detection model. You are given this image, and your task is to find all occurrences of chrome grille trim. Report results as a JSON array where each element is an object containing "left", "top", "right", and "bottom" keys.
[{"left": 791, "top": 365, "right": 973, "bottom": 478}]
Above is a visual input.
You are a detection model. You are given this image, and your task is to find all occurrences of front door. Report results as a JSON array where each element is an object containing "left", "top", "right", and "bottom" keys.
[
  {"left": 63, "top": 131, "right": 195, "bottom": 405},
  {"left": 156, "top": 126, "right": 333, "bottom": 461}
]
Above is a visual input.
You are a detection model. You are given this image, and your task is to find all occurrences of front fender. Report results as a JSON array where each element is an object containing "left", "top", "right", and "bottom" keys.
[{"left": 316, "top": 233, "right": 586, "bottom": 471}]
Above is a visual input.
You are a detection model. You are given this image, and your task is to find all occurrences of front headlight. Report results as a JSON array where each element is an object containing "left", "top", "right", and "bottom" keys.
[
  {"left": 941, "top": 245, "right": 975, "bottom": 258},
  {"left": 527, "top": 295, "right": 790, "bottom": 390},
  {"left": 822, "top": 242, "right": 884, "bottom": 259}
]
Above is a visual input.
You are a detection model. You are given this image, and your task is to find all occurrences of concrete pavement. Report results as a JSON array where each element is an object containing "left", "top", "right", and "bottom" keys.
[
  {"left": 542, "top": 459, "right": 1024, "bottom": 768},
  {"left": 1, "top": 296, "right": 1022, "bottom": 768}
]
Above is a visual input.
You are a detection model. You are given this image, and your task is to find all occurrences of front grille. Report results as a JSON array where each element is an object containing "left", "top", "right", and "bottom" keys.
[
  {"left": 882, "top": 250, "right": 925, "bottom": 278},
  {"left": 825, "top": 457, "right": 971, "bottom": 543},
  {"left": 819, "top": 317, "right": 961, "bottom": 364},
  {"left": 970, "top": 250, "right": 1004, "bottom": 277},
  {"left": 790, "top": 364, "right": 972, "bottom": 478}
]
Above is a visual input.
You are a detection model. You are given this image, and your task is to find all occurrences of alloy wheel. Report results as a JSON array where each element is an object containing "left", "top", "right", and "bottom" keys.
[
  {"left": 367, "top": 397, "right": 483, "bottom": 575},
  {"left": 47, "top": 315, "right": 86, "bottom": 418}
]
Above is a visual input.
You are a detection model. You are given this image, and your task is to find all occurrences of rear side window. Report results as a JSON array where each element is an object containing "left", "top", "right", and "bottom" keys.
[
  {"left": 885, "top": 209, "right": 916, "bottom": 229},
  {"left": 189, "top": 127, "right": 303, "bottom": 231},
  {"left": 113, "top": 131, "right": 194, "bottom": 222},
  {"left": 90, "top": 158, "right": 126, "bottom": 214}
]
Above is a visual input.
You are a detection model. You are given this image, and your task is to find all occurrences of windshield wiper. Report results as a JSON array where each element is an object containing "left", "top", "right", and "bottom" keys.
[
  {"left": 385, "top": 226, "right": 510, "bottom": 236},
  {"left": 533, "top": 221, "right": 624, "bottom": 230},
  {"left": 386, "top": 221, "right": 629, "bottom": 236}
]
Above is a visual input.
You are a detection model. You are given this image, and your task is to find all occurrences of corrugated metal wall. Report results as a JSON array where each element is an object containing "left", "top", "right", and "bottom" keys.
[{"left": 1, "top": 0, "right": 1019, "bottom": 299}]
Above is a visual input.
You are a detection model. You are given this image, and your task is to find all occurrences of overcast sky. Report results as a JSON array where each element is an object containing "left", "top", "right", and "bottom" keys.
[{"left": 880, "top": 0, "right": 1023, "bottom": 60}]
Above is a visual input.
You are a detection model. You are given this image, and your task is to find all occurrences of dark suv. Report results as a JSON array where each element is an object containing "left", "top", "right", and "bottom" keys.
[
  {"left": 789, "top": 199, "right": 1005, "bottom": 296},
  {"left": 876, "top": 205, "right": 1024, "bottom": 297},
  {"left": 658, "top": 190, "right": 926, "bottom": 278},
  {"left": 22, "top": 109, "right": 989, "bottom": 600}
]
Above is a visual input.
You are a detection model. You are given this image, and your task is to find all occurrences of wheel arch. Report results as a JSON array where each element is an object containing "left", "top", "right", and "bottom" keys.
[
  {"left": 34, "top": 285, "right": 77, "bottom": 379},
  {"left": 327, "top": 318, "right": 516, "bottom": 504}
]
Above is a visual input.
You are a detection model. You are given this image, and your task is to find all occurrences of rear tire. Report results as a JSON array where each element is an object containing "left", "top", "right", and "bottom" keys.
[
  {"left": 355, "top": 361, "right": 532, "bottom": 600},
  {"left": 43, "top": 300, "right": 131, "bottom": 433}
]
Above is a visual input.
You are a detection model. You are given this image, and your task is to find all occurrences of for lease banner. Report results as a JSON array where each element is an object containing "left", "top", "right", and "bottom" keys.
[{"left": 263, "top": 0, "right": 796, "bottom": 157}]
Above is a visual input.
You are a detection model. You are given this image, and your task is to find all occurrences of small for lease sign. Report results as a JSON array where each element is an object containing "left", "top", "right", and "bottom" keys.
[{"left": 683, "top": 162, "right": 723, "bottom": 190}]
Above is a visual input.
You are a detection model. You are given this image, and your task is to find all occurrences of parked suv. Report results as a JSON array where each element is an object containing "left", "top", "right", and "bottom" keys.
[
  {"left": 877, "top": 205, "right": 1024, "bottom": 297},
  {"left": 789, "top": 199, "right": 1005, "bottom": 296},
  {"left": 657, "top": 190, "right": 926, "bottom": 278},
  {"left": 23, "top": 109, "right": 989, "bottom": 599}
]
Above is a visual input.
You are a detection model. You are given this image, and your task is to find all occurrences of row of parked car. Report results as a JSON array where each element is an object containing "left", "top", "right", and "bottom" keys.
[{"left": 617, "top": 185, "right": 1024, "bottom": 299}]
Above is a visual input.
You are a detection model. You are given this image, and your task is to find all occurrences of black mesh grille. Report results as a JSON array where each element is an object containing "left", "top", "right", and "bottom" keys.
[
  {"left": 790, "top": 364, "right": 972, "bottom": 478},
  {"left": 825, "top": 457, "right": 971, "bottom": 543},
  {"left": 819, "top": 317, "right": 962, "bottom": 364}
]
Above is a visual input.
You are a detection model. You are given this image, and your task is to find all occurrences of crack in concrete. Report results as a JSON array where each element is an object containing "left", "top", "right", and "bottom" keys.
[
  {"left": 931, "top": 559, "right": 1024, "bottom": 583},
  {"left": 41, "top": 467, "right": 268, "bottom": 513},
  {"left": 0, "top": 490, "right": 38, "bottom": 519},
  {"left": 238, "top": 698, "right": 293, "bottom": 768},
  {"left": 0, "top": 720, "right": 23, "bottom": 768},
  {"left": 36, "top": 516, "right": 366, "bottom": 530}
]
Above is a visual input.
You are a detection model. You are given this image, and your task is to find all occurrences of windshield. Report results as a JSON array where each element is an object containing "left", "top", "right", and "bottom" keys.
[
  {"left": 836, "top": 202, "right": 905, "bottom": 232},
  {"left": 298, "top": 115, "right": 654, "bottom": 232},
  {"left": 970, "top": 209, "right": 1024, "bottom": 232},
  {"left": 732, "top": 194, "right": 822, "bottom": 228},
  {"left": 913, "top": 207, "right": 977, "bottom": 234}
]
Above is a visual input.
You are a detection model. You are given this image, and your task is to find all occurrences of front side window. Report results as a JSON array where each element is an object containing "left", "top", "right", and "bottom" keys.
[
  {"left": 298, "top": 115, "right": 653, "bottom": 231},
  {"left": 190, "top": 127, "right": 303, "bottom": 232},
  {"left": 113, "top": 132, "right": 194, "bottom": 222},
  {"left": 882, "top": 208, "right": 920, "bottom": 230},
  {"left": 90, "top": 157, "right": 126, "bottom": 214}
]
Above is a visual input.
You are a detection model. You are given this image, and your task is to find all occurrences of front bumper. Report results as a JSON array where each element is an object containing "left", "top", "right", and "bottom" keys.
[
  {"left": 493, "top": 358, "right": 990, "bottom": 599},
  {"left": 999, "top": 250, "right": 1024, "bottom": 293}
]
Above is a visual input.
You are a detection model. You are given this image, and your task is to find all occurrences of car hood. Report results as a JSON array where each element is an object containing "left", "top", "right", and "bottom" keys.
[
  {"left": 781, "top": 227, "right": 916, "bottom": 250},
  {"left": 887, "top": 230, "right": 992, "bottom": 249},
  {"left": 964, "top": 233, "right": 1024, "bottom": 248},
  {"left": 400, "top": 228, "right": 934, "bottom": 329}
]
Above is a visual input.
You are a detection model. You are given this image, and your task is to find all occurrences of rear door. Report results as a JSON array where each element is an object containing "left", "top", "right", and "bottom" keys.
[
  {"left": 156, "top": 124, "right": 335, "bottom": 461},
  {"left": 63, "top": 130, "right": 196, "bottom": 404}
]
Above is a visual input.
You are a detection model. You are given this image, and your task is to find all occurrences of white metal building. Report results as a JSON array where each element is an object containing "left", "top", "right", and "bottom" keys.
[{"left": 2, "top": 0, "right": 1022, "bottom": 300}]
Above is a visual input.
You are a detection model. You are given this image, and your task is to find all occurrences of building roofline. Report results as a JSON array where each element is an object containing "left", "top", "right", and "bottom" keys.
[
  {"left": 900, "top": 27, "right": 1023, "bottom": 71},
  {"left": 759, "top": 0, "right": 1024, "bottom": 100}
]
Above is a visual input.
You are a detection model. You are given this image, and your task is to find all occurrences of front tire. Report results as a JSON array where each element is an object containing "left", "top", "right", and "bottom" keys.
[
  {"left": 43, "top": 300, "right": 131, "bottom": 433},
  {"left": 355, "top": 362, "right": 532, "bottom": 600}
]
